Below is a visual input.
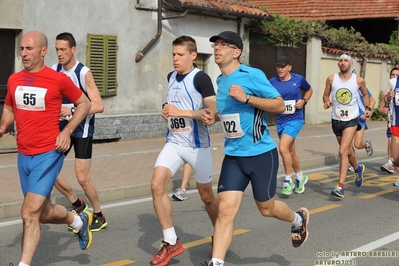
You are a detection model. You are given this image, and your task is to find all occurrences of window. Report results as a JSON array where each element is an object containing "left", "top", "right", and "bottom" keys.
[
  {"left": 86, "top": 34, "right": 118, "bottom": 96},
  {"left": 194, "top": 53, "right": 207, "bottom": 71}
]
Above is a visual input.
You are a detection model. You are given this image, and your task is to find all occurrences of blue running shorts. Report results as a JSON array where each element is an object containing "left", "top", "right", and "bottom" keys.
[
  {"left": 386, "top": 126, "right": 392, "bottom": 138},
  {"left": 18, "top": 150, "right": 64, "bottom": 197},
  {"left": 277, "top": 119, "right": 304, "bottom": 139},
  {"left": 217, "top": 148, "right": 279, "bottom": 202}
]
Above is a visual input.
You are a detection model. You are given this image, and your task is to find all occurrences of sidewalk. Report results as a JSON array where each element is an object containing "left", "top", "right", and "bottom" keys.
[{"left": 0, "top": 120, "right": 389, "bottom": 219}]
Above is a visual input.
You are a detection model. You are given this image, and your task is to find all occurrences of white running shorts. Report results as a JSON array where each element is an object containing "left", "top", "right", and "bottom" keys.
[{"left": 154, "top": 142, "right": 213, "bottom": 184}]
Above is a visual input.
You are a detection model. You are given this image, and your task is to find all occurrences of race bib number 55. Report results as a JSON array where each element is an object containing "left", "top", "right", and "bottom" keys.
[{"left": 15, "top": 86, "right": 47, "bottom": 111}]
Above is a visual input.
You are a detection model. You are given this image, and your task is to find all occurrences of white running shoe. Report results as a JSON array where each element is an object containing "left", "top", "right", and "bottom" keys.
[
  {"left": 365, "top": 139, "right": 373, "bottom": 157},
  {"left": 381, "top": 163, "right": 395, "bottom": 174},
  {"left": 172, "top": 188, "right": 187, "bottom": 201}
]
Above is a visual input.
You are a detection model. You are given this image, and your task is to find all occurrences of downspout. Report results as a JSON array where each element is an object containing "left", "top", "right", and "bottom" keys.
[
  {"left": 135, "top": 0, "right": 189, "bottom": 62},
  {"left": 236, "top": 18, "right": 241, "bottom": 36},
  {"left": 135, "top": 0, "right": 162, "bottom": 62}
]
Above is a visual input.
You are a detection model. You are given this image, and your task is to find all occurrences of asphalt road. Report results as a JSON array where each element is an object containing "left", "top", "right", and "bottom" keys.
[{"left": 1, "top": 156, "right": 399, "bottom": 266}]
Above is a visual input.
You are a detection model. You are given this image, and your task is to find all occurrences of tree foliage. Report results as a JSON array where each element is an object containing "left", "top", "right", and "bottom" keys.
[{"left": 249, "top": 13, "right": 399, "bottom": 62}]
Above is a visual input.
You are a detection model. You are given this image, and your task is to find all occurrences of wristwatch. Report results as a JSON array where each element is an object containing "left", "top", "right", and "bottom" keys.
[
  {"left": 303, "top": 99, "right": 308, "bottom": 105},
  {"left": 245, "top": 94, "right": 251, "bottom": 104},
  {"left": 71, "top": 107, "right": 76, "bottom": 115}
]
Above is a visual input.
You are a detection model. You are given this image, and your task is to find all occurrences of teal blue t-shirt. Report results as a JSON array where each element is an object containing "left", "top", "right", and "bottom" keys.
[{"left": 216, "top": 64, "right": 281, "bottom": 156}]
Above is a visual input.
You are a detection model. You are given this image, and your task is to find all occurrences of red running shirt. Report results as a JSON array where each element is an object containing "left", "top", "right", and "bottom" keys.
[{"left": 5, "top": 67, "right": 83, "bottom": 155}]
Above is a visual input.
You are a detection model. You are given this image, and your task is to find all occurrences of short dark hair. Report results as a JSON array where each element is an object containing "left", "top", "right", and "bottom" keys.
[
  {"left": 390, "top": 67, "right": 399, "bottom": 76},
  {"left": 56, "top": 32, "right": 76, "bottom": 48},
  {"left": 172, "top": 35, "right": 197, "bottom": 54}
]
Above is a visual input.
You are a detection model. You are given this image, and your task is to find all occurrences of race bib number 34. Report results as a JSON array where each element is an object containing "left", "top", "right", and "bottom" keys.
[
  {"left": 219, "top": 113, "right": 245, "bottom": 138},
  {"left": 15, "top": 86, "right": 47, "bottom": 111},
  {"left": 334, "top": 105, "right": 355, "bottom": 119}
]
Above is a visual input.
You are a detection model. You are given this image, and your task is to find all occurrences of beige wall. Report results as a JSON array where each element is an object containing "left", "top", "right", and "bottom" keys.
[{"left": 0, "top": 0, "right": 22, "bottom": 29}]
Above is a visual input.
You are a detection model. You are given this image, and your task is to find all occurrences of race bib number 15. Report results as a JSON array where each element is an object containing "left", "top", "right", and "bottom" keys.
[
  {"left": 283, "top": 100, "right": 296, "bottom": 114},
  {"left": 15, "top": 86, "right": 47, "bottom": 111}
]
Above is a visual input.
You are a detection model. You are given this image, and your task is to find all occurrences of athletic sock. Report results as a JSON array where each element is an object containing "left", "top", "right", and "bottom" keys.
[
  {"left": 19, "top": 262, "right": 29, "bottom": 266},
  {"left": 338, "top": 182, "right": 345, "bottom": 189},
  {"left": 69, "top": 215, "right": 83, "bottom": 231},
  {"left": 94, "top": 212, "right": 103, "bottom": 218},
  {"left": 163, "top": 227, "right": 177, "bottom": 245},
  {"left": 296, "top": 171, "right": 303, "bottom": 181},
  {"left": 211, "top": 258, "right": 224, "bottom": 265},
  {"left": 292, "top": 212, "right": 303, "bottom": 228},
  {"left": 72, "top": 198, "right": 82, "bottom": 208},
  {"left": 284, "top": 175, "right": 292, "bottom": 182}
]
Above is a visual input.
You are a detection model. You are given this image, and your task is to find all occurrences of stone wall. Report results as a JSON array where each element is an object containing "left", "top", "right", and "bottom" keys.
[{"left": 94, "top": 114, "right": 223, "bottom": 141}]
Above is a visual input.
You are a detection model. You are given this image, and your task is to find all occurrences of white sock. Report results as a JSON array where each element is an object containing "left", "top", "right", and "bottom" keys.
[
  {"left": 19, "top": 262, "right": 29, "bottom": 266},
  {"left": 284, "top": 175, "right": 292, "bottom": 182},
  {"left": 296, "top": 171, "right": 303, "bottom": 181},
  {"left": 211, "top": 258, "right": 224, "bottom": 265},
  {"left": 69, "top": 215, "right": 83, "bottom": 231},
  {"left": 163, "top": 227, "right": 177, "bottom": 245},
  {"left": 389, "top": 159, "right": 393, "bottom": 166},
  {"left": 292, "top": 212, "right": 303, "bottom": 228}
]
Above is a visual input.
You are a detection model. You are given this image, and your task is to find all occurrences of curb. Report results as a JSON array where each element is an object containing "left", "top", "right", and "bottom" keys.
[{"left": 0, "top": 150, "right": 386, "bottom": 220}]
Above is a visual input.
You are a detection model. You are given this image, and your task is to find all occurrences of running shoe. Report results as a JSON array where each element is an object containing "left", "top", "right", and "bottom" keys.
[
  {"left": 365, "top": 139, "right": 373, "bottom": 157},
  {"left": 90, "top": 214, "right": 108, "bottom": 232},
  {"left": 291, "top": 207, "right": 309, "bottom": 248},
  {"left": 354, "top": 164, "right": 365, "bottom": 187},
  {"left": 150, "top": 238, "right": 185, "bottom": 265},
  {"left": 172, "top": 188, "right": 187, "bottom": 201},
  {"left": 348, "top": 165, "right": 354, "bottom": 172},
  {"left": 381, "top": 163, "right": 395, "bottom": 174},
  {"left": 393, "top": 180, "right": 399, "bottom": 187},
  {"left": 70, "top": 199, "right": 88, "bottom": 214},
  {"left": 68, "top": 199, "right": 88, "bottom": 231},
  {"left": 76, "top": 210, "right": 93, "bottom": 250},
  {"left": 294, "top": 174, "right": 308, "bottom": 194},
  {"left": 282, "top": 180, "right": 295, "bottom": 196},
  {"left": 201, "top": 262, "right": 213, "bottom": 266},
  {"left": 331, "top": 185, "right": 344, "bottom": 198}
]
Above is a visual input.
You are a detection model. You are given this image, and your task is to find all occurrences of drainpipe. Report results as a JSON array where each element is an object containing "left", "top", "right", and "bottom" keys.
[
  {"left": 135, "top": 0, "right": 163, "bottom": 62},
  {"left": 135, "top": 0, "right": 189, "bottom": 62}
]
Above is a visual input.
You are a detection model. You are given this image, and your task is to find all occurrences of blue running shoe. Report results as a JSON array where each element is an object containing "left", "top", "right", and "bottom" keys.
[
  {"left": 355, "top": 164, "right": 365, "bottom": 187},
  {"left": 76, "top": 210, "right": 93, "bottom": 250},
  {"left": 331, "top": 185, "right": 344, "bottom": 198}
]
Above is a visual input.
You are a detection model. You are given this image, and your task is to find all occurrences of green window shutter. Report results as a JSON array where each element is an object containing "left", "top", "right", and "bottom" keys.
[{"left": 86, "top": 34, "right": 118, "bottom": 96}]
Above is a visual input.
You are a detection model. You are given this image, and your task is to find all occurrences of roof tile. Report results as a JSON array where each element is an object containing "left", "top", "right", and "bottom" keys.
[
  {"left": 178, "top": 0, "right": 271, "bottom": 17},
  {"left": 251, "top": 0, "right": 399, "bottom": 20}
]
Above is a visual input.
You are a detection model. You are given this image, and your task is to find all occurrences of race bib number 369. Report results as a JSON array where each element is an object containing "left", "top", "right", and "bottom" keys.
[
  {"left": 168, "top": 117, "right": 191, "bottom": 133},
  {"left": 15, "top": 86, "right": 47, "bottom": 111}
]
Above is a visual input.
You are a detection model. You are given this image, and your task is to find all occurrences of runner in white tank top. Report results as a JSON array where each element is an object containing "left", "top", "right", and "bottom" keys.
[
  {"left": 322, "top": 52, "right": 371, "bottom": 199},
  {"left": 150, "top": 36, "right": 218, "bottom": 266}
]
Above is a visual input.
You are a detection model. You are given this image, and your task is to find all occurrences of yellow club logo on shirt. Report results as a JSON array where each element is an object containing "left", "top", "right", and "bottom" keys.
[{"left": 335, "top": 88, "right": 352, "bottom": 105}]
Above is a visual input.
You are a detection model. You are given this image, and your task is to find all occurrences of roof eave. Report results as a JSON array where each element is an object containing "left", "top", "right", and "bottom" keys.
[{"left": 166, "top": 5, "right": 274, "bottom": 21}]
